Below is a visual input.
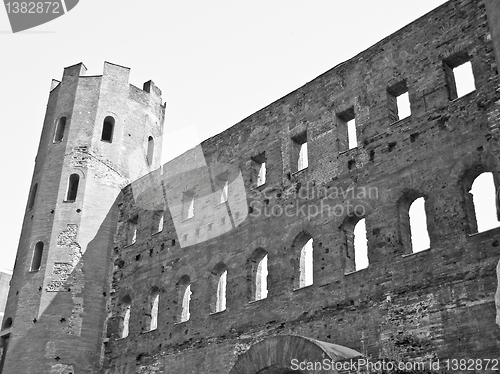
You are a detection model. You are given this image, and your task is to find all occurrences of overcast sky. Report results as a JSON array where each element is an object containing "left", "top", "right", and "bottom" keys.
[{"left": 0, "top": 0, "right": 451, "bottom": 271}]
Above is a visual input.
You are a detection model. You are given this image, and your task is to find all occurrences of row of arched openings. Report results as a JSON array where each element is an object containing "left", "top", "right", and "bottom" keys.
[{"left": 115, "top": 171, "right": 499, "bottom": 338}]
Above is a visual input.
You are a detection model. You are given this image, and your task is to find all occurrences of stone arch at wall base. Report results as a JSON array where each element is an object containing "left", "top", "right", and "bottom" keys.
[{"left": 229, "top": 335, "right": 363, "bottom": 374}]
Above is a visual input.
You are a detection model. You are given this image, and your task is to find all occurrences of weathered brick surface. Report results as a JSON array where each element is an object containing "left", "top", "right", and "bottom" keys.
[
  {"left": 1, "top": 63, "right": 165, "bottom": 373},
  {"left": 104, "top": 1, "right": 500, "bottom": 373}
]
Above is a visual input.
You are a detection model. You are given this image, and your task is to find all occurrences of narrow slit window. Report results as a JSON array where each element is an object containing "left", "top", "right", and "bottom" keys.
[
  {"left": 101, "top": 116, "right": 115, "bottom": 143},
  {"left": 254, "top": 253, "right": 268, "bottom": 301},
  {"left": 409, "top": 197, "right": 430, "bottom": 252},
  {"left": 120, "top": 303, "right": 131, "bottom": 339},
  {"left": 354, "top": 218, "right": 368, "bottom": 271},
  {"left": 66, "top": 174, "right": 79, "bottom": 202},
  {"left": 146, "top": 136, "right": 154, "bottom": 166},
  {"left": 30, "top": 242, "right": 44, "bottom": 272},
  {"left": 27, "top": 183, "right": 38, "bottom": 210},
  {"left": 298, "top": 142, "right": 308, "bottom": 171},
  {"left": 148, "top": 293, "right": 159, "bottom": 331},
  {"left": 180, "top": 284, "right": 192, "bottom": 322},
  {"left": 53, "top": 117, "right": 66, "bottom": 143},
  {"left": 470, "top": 172, "right": 499, "bottom": 233},
  {"left": 216, "top": 270, "right": 227, "bottom": 312},
  {"left": 299, "top": 238, "right": 313, "bottom": 288},
  {"left": 220, "top": 180, "right": 228, "bottom": 204}
]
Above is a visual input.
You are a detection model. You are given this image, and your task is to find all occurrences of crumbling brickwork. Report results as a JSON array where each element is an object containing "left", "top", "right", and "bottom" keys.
[
  {"left": 2, "top": 0, "right": 500, "bottom": 373},
  {"left": 104, "top": 0, "right": 500, "bottom": 373}
]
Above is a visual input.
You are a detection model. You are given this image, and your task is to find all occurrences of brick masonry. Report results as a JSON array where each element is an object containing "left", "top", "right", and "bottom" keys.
[{"left": 2, "top": 0, "right": 500, "bottom": 373}]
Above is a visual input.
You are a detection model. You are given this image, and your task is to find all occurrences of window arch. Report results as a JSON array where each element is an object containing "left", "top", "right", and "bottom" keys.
[
  {"left": 248, "top": 248, "right": 268, "bottom": 302},
  {"left": 27, "top": 183, "right": 38, "bottom": 210},
  {"left": 146, "top": 289, "right": 159, "bottom": 331},
  {"left": 292, "top": 232, "right": 314, "bottom": 289},
  {"left": 30, "top": 242, "right": 44, "bottom": 272},
  {"left": 342, "top": 215, "right": 368, "bottom": 273},
  {"left": 178, "top": 276, "right": 192, "bottom": 323},
  {"left": 398, "top": 192, "right": 430, "bottom": 254},
  {"left": 53, "top": 116, "right": 66, "bottom": 143},
  {"left": 409, "top": 197, "right": 430, "bottom": 252},
  {"left": 101, "top": 116, "right": 115, "bottom": 143},
  {"left": 66, "top": 174, "right": 80, "bottom": 202},
  {"left": 470, "top": 172, "right": 499, "bottom": 233},
  {"left": 146, "top": 136, "right": 154, "bottom": 166},
  {"left": 210, "top": 263, "right": 227, "bottom": 313},
  {"left": 118, "top": 296, "right": 131, "bottom": 339}
]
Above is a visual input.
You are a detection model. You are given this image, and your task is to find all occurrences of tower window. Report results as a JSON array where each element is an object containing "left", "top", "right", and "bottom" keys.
[
  {"left": 409, "top": 197, "right": 430, "bottom": 252},
  {"left": 30, "top": 242, "right": 44, "bottom": 272},
  {"left": 219, "top": 178, "right": 229, "bottom": 204},
  {"left": 387, "top": 81, "right": 411, "bottom": 123},
  {"left": 101, "top": 116, "right": 115, "bottom": 143},
  {"left": 444, "top": 53, "right": 476, "bottom": 100},
  {"left": 146, "top": 136, "right": 154, "bottom": 166},
  {"left": 27, "top": 183, "right": 38, "bottom": 210},
  {"left": 53, "top": 117, "right": 66, "bottom": 143},
  {"left": 299, "top": 237, "right": 313, "bottom": 288},
  {"left": 152, "top": 210, "right": 164, "bottom": 234},
  {"left": 65, "top": 174, "right": 80, "bottom": 202}
]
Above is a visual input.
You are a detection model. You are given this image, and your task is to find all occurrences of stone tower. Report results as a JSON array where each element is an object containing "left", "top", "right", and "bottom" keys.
[{"left": 0, "top": 62, "right": 165, "bottom": 373}]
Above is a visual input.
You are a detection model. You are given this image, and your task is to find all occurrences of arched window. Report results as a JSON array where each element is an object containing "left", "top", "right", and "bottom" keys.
[
  {"left": 147, "top": 290, "right": 159, "bottom": 331},
  {"left": 409, "top": 197, "right": 430, "bottom": 252},
  {"left": 101, "top": 116, "right": 115, "bottom": 143},
  {"left": 210, "top": 263, "right": 227, "bottom": 313},
  {"left": 299, "top": 238, "right": 313, "bottom": 288},
  {"left": 470, "top": 172, "right": 500, "bottom": 233},
  {"left": 178, "top": 276, "right": 192, "bottom": 323},
  {"left": 53, "top": 117, "right": 66, "bottom": 143},
  {"left": 248, "top": 248, "right": 268, "bottom": 301},
  {"left": 353, "top": 219, "right": 368, "bottom": 271},
  {"left": 292, "top": 232, "right": 313, "bottom": 289},
  {"left": 30, "top": 242, "right": 44, "bottom": 272},
  {"left": 118, "top": 296, "right": 131, "bottom": 339},
  {"left": 146, "top": 136, "right": 154, "bottom": 166},
  {"left": 27, "top": 183, "right": 38, "bottom": 210},
  {"left": 66, "top": 174, "right": 79, "bottom": 201},
  {"left": 343, "top": 215, "right": 368, "bottom": 273}
]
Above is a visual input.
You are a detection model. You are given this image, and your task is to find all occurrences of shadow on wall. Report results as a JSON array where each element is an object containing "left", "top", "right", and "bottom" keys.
[{"left": 2, "top": 199, "right": 119, "bottom": 373}]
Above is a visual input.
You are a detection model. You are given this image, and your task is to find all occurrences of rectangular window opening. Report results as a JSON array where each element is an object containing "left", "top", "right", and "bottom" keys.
[
  {"left": 387, "top": 81, "right": 410, "bottom": 123},
  {"left": 252, "top": 152, "right": 267, "bottom": 187},
  {"left": 292, "top": 132, "right": 308, "bottom": 173},
  {"left": 182, "top": 191, "right": 195, "bottom": 220},
  {"left": 444, "top": 53, "right": 476, "bottom": 100},
  {"left": 337, "top": 107, "right": 356, "bottom": 152},
  {"left": 127, "top": 216, "right": 138, "bottom": 246}
]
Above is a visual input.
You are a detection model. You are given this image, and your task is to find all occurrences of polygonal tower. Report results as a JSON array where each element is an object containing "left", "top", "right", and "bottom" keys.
[{"left": 0, "top": 62, "right": 165, "bottom": 373}]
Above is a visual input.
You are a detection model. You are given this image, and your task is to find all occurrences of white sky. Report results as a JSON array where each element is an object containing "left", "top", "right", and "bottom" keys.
[{"left": 0, "top": 0, "right": 453, "bottom": 271}]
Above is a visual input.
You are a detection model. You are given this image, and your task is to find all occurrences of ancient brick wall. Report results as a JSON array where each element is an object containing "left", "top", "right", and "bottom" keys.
[
  {"left": 104, "top": 0, "right": 500, "bottom": 373},
  {"left": 1, "top": 63, "right": 165, "bottom": 374}
]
